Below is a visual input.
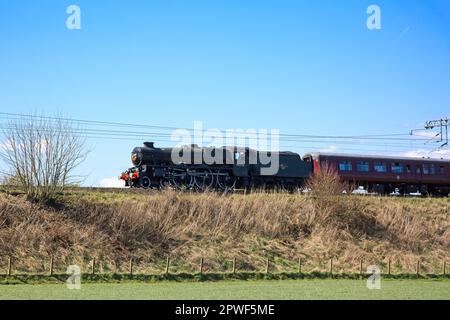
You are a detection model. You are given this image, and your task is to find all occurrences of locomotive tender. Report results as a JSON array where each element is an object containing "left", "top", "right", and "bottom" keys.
[{"left": 120, "top": 142, "right": 450, "bottom": 196}]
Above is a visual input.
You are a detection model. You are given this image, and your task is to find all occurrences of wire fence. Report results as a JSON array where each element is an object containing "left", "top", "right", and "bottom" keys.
[{"left": 0, "top": 255, "right": 447, "bottom": 278}]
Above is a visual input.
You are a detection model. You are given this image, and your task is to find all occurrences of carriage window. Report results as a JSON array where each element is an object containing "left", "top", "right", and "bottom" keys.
[
  {"left": 338, "top": 160, "right": 352, "bottom": 171},
  {"left": 430, "top": 164, "right": 436, "bottom": 175},
  {"left": 374, "top": 162, "right": 387, "bottom": 173},
  {"left": 406, "top": 164, "right": 411, "bottom": 173},
  {"left": 416, "top": 167, "right": 421, "bottom": 174},
  {"left": 391, "top": 162, "right": 403, "bottom": 174},
  {"left": 356, "top": 161, "right": 369, "bottom": 172},
  {"left": 440, "top": 165, "right": 445, "bottom": 174},
  {"left": 423, "top": 164, "right": 430, "bottom": 175}
]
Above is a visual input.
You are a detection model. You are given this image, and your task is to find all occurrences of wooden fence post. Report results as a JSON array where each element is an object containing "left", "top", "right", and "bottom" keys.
[
  {"left": 298, "top": 258, "right": 302, "bottom": 274},
  {"left": 129, "top": 258, "right": 133, "bottom": 276},
  {"left": 444, "top": 261, "right": 446, "bottom": 275},
  {"left": 359, "top": 260, "right": 363, "bottom": 277},
  {"left": 416, "top": 260, "right": 420, "bottom": 276},
  {"left": 200, "top": 257, "right": 204, "bottom": 274},
  {"left": 7, "top": 256, "right": 12, "bottom": 276},
  {"left": 49, "top": 255, "right": 54, "bottom": 276},
  {"left": 165, "top": 256, "right": 170, "bottom": 275},
  {"left": 329, "top": 258, "right": 333, "bottom": 277},
  {"left": 388, "top": 259, "right": 391, "bottom": 275},
  {"left": 91, "top": 257, "right": 96, "bottom": 275},
  {"left": 232, "top": 257, "right": 236, "bottom": 274},
  {"left": 265, "top": 258, "right": 270, "bottom": 274}
]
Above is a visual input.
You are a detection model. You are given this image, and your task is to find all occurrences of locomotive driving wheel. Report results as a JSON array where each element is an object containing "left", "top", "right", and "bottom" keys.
[
  {"left": 141, "top": 176, "right": 151, "bottom": 189},
  {"left": 216, "top": 169, "right": 236, "bottom": 191},
  {"left": 169, "top": 168, "right": 193, "bottom": 190},
  {"left": 159, "top": 177, "right": 171, "bottom": 190},
  {"left": 193, "top": 169, "right": 215, "bottom": 191}
]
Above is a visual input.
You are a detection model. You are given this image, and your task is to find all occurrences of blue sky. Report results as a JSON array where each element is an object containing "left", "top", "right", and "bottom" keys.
[{"left": 0, "top": 0, "right": 449, "bottom": 186}]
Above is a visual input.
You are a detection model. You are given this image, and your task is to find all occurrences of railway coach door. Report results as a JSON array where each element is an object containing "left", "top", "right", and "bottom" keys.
[{"left": 415, "top": 164, "right": 423, "bottom": 184}]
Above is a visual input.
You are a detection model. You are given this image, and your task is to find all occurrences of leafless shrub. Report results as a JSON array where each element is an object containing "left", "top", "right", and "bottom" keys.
[
  {"left": 0, "top": 115, "right": 88, "bottom": 202},
  {"left": 305, "top": 162, "right": 349, "bottom": 196},
  {"left": 303, "top": 163, "right": 361, "bottom": 229},
  {"left": 0, "top": 173, "right": 21, "bottom": 186}
]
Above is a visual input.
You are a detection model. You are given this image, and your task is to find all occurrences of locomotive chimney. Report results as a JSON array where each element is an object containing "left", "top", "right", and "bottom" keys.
[{"left": 143, "top": 141, "right": 154, "bottom": 148}]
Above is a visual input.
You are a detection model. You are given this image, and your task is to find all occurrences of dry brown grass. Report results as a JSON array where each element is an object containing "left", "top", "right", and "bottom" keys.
[{"left": 0, "top": 187, "right": 448, "bottom": 275}]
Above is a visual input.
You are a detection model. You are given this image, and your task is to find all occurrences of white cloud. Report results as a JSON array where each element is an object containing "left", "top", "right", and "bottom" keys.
[
  {"left": 0, "top": 139, "right": 47, "bottom": 152},
  {"left": 411, "top": 130, "right": 441, "bottom": 139},
  {"left": 319, "top": 145, "right": 338, "bottom": 153},
  {"left": 401, "top": 149, "right": 450, "bottom": 159},
  {"left": 100, "top": 177, "right": 125, "bottom": 188},
  {"left": 0, "top": 140, "right": 13, "bottom": 151}
]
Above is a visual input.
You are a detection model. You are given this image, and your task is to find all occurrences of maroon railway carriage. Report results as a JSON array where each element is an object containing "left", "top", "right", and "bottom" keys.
[{"left": 302, "top": 152, "right": 450, "bottom": 196}]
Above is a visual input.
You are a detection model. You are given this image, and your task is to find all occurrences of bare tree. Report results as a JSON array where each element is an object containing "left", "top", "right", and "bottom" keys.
[
  {"left": 0, "top": 115, "right": 88, "bottom": 201},
  {"left": 305, "top": 162, "right": 350, "bottom": 196}
]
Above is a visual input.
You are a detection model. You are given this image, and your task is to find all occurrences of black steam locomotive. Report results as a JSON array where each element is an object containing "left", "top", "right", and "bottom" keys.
[{"left": 119, "top": 142, "right": 311, "bottom": 190}]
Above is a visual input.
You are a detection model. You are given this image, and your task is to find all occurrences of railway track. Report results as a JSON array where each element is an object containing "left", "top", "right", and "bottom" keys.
[{"left": 1, "top": 185, "right": 447, "bottom": 197}]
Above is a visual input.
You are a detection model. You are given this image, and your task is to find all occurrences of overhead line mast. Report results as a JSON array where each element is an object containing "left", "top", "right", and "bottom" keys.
[{"left": 424, "top": 118, "right": 449, "bottom": 149}]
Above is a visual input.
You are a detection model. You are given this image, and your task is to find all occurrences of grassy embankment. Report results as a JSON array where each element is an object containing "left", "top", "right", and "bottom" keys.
[{"left": 0, "top": 187, "right": 449, "bottom": 281}]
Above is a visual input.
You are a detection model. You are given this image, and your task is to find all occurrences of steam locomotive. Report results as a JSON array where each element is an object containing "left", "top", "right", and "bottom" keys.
[
  {"left": 119, "top": 142, "right": 310, "bottom": 190},
  {"left": 119, "top": 142, "right": 450, "bottom": 195}
]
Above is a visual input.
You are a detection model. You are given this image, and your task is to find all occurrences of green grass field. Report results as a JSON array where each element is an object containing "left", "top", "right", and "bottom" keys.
[{"left": 1, "top": 280, "right": 449, "bottom": 300}]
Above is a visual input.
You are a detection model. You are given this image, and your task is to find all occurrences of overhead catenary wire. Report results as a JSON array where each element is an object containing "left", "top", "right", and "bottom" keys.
[
  {"left": 0, "top": 128, "right": 429, "bottom": 156},
  {"left": 0, "top": 125, "right": 430, "bottom": 155},
  {"left": 0, "top": 112, "right": 430, "bottom": 141},
  {"left": 0, "top": 111, "right": 445, "bottom": 157},
  {"left": 0, "top": 124, "right": 429, "bottom": 148}
]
